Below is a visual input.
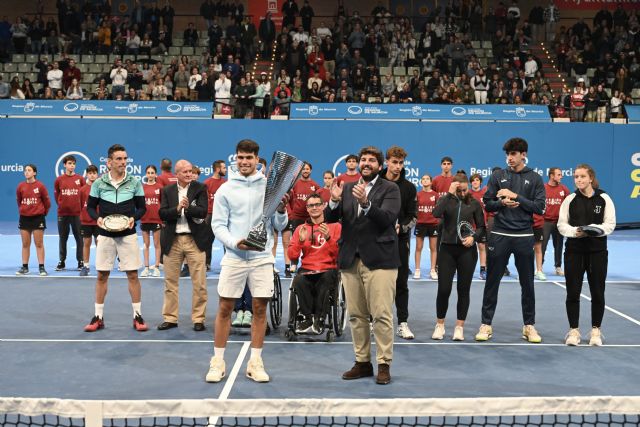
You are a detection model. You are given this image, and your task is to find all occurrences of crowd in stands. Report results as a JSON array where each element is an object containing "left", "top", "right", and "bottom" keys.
[{"left": 0, "top": 1, "right": 638, "bottom": 120}]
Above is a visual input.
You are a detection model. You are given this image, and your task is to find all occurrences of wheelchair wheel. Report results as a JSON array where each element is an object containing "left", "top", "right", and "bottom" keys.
[
  {"left": 332, "top": 279, "right": 348, "bottom": 337},
  {"left": 287, "top": 281, "right": 298, "bottom": 335},
  {"left": 269, "top": 271, "right": 283, "bottom": 330}
]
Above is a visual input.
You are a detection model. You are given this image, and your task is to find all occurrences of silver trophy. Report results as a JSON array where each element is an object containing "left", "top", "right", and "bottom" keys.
[{"left": 243, "top": 151, "right": 304, "bottom": 251}]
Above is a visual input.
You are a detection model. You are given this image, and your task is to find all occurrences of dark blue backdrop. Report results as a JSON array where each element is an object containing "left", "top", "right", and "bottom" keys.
[{"left": 1, "top": 119, "right": 638, "bottom": 224}]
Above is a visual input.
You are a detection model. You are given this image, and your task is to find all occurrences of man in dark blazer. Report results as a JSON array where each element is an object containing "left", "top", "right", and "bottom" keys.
[
  {"left": 325, "top": 146, "right": 401, "bottom": 385},
  {"left": 158, "top": 159, "right": 213, "bottom": 332}
]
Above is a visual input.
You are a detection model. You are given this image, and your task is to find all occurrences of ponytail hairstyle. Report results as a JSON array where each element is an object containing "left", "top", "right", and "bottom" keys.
[{"left": 575, "top": 163, "right": 599, "bottom": 189}]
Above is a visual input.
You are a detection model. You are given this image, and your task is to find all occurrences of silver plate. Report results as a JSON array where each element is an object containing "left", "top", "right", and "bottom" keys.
[{"left": 103, "top": 214, "right": 130, "bottom": 232}]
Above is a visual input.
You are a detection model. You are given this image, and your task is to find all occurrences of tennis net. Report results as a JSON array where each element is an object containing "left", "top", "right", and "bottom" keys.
[{"left": 1, "top": 396, "right": 640, "bottom": 427}]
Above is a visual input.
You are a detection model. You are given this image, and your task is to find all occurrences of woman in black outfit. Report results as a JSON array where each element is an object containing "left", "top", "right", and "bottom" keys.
[
  {"left": 558, "top": 164, "right": 616, "bottom": 346},
  {"left": 432, "top": 173, "right": 486, "bottom": 341}
]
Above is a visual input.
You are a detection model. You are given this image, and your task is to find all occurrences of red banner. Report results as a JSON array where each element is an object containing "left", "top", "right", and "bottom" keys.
[
  {"left": 555, "top": 0, "right": 640, "bottom": 10},
  {"left": 248, "top": 0, "right": 283, "bottom": 29}
]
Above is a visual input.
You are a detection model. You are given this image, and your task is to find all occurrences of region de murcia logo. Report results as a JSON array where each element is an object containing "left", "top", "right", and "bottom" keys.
[
  {"left": 64, "top": 103, "right": 79, "bottom": 112},
  {"left": 167, "top": 103, "right": 182, "bottom": 113}
]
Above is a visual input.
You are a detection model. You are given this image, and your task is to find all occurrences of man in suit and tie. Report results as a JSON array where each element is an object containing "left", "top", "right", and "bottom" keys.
[
  {"left": 157, "top": 159, "right": 212, "bottom": 332},
  {"left": 326, "top": 146, "right": 401, "bottom": 385}
]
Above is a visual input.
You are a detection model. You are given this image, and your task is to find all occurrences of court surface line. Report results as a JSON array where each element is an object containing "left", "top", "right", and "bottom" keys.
[
  {"left": 207, "top": 341, "right": 250, "bottom": 426},
  {"left": 552, "top": 281, "right": 640, "bottom": 327},
  {"left": 2, "top": 338, "right": 640, "bottom": 347}
]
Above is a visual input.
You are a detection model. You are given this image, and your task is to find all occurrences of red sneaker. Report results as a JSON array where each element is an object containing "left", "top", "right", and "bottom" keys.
[
  {"left": 84, "top": 316, "right": 104, "bottom": 332},
  {"left": 133, "top": 314, "right": 148, "bottom": 332}
]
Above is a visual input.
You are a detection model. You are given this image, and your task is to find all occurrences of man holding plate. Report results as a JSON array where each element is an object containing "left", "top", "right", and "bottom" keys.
[{"left": 84, "top": 144, "right": 148, "bottom": 332}]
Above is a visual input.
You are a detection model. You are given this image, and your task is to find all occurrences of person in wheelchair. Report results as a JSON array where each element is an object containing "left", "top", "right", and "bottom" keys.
[{"left": 288, "top": 193, "right": 342, "bottom": 334}]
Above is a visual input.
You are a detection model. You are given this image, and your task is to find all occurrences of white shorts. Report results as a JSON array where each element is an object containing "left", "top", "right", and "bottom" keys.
[
  {"left": 95, "top": 234, "right": 142, "bottom": 272},
  {"left": 218, "top": 260, "right": 274, "bottom": 299}
]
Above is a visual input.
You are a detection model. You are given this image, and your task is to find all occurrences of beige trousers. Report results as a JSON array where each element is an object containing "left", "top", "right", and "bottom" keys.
[
  {"left": 162, "top": 235, "right": 207, "bottom": 323},
  {"left": 341, "top": 258, "right": 397, "bottom": 365}
]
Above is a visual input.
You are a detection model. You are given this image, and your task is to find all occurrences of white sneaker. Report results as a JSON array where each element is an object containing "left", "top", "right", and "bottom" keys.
[
  {"left": 158, "top": 263, "right": 164, "bottom": 271},
  {"left": 273, "top": 266, "right": 280, "bottom": 273},
  {"left": 430, "top": 269, "right": 438, "bottom": 280},
  {"left": 555, "top": 267, "right": 564, "bottom": 276},
  {"left": 522, "top": 325, "right": 542, "bottom": 343},
  {"left": 396, "top": 322, "right": 414, "bottom": 340},
  {"left": 232, "top": 310, "right": 244, "bottom": 327},
  {"left": 534, "top": 270, "right": 547, "bottom": 281},
  {"left": 152, "top": 267, "right": 160, "bottom": 277},
  {"left": 565, "top": 328, "right": 581, "bottom": 346},
  {"left": 589, "top": 327, "right": 603, "bottom": 346},
  {"left": 432, "top": 323, "right": 445, "bottom": 340},
  {"left": 453, "top": 326, "right": 464, "bottom": 341},
  {"left": 140, "top": 267, "right": 149, "bottom": 277},
  {"left": 205, "top": 356, "right": 225, "bottom": 382},
  {"left": 246, "top": 357, "right": 270, "bottom": 382},
  {"left": 475, "top": 324, "right": 493, "bottom": 341},
  {"left": 413, "top": 269, "right": 421, "bottom": 279}
]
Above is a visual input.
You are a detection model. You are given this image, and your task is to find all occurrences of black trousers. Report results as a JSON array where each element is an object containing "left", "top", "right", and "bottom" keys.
[
  {"left": 564, "top": 250, "right": 607, "bottom": 329},
  {"left": 542, "top": 220, "right": 564, "bottom": 268},
  {"left": 205, "top": 214, "right": 216, "bottom": 266},
  {"left": 436, "top": 243, "right": 478, "bottom": 320},
  {"left": 58, "top": 215, "right": 82, "bottom": 263},
  {"left": 293, "top": 269, "right": 336, "bottom": 318},
  {"left": 481, "top": 233, "right": 536, "bottom": 325},
  {"left": 395, "top": 235, "right": 410, "bottom": 323}
]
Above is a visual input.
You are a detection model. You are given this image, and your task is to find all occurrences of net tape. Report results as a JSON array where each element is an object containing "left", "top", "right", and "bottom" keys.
[{"left": 1, "top": 397, "right": 639, "bottom": 427}]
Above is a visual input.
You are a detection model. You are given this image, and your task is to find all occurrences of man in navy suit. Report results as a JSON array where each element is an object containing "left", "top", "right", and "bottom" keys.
[{"left": 326, "top": 146, "right": 401, "bottom": 385}]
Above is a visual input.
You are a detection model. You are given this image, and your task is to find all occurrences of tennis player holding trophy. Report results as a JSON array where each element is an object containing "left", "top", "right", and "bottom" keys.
[
  {"left": 84, "top": 144, "right": 149, "bottom": 333},
  {"left": 431, "top": 173, "right": 486, "bottom": 342},
  {"left": 207, "top": 140, "right": 303, "bottom": 384}
]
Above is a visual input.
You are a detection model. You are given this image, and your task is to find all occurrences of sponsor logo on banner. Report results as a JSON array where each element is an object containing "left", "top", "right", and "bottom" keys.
[
  {"left": 515, "top": 107, "right": 526, "bottom": 118},
  {"left": 631, "top": 152, "right": 640, "bottom": 198},
  {"left": 411, "top": 106, "right": 423, "bottom": 116},
  {"left": 451, "top": 106, "right": 467, "bottom": 116},
  {"left": 309, "top": 105, "right": 319, "bottom": 115},
  {"left": 128, "top": 103, "right": 139, "bottom": 114},
  {"left": 167, "top": 103, "right": 182, "bottom": 113},
  {"left": 332, "top": 154, "right": 350, "bottom": 177},
  {"left": 99, "top": 155, "right": 143, "bottom": 179},
  {"left": 55, "top": 151, "right": 92, "bottom": 178},
  {"left": 64, "top": 103, "right": 79, "bottom": 112},
  {"left": 347, "top": 105, "right": 363, "bottom": 115}
]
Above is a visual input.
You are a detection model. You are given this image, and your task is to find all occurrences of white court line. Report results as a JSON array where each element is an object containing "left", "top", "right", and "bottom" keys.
[
  {"left": 3, "top": 338, "right": 640, "bottom": 347},
  {"left": 552, "top": 281, "right": 640, "bottom": 327},
  {"left": 208, "top": 342, "right": 250, "bottom": 426}
]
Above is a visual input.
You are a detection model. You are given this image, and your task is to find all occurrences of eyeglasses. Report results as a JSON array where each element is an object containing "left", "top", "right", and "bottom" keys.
[{"left": 306, "top": 203, "right": 324, "bottom": 209}]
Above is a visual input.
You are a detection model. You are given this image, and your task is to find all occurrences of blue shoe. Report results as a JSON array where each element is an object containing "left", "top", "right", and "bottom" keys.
[{"left": 480, "top": 269, "right": 487, "bottom": 280}]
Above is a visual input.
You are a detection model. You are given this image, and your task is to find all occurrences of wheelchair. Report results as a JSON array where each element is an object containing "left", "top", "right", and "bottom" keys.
[
  {"left": 231, "top": 270, "right": 282, "bottom": 336},
  {"left": 284, "top": 270, "right": 347, "bottom": 342}
]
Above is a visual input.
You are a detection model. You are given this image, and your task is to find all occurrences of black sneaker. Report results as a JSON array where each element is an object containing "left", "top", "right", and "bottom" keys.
[
  {"left": 16, "top": 266, "right": 29, "bottom": 275},
  {"left": 77, "top": 261, "right": 84, "bottom": 271},
  {"left": 295, "top": 317, "right": 314, "bottom": 334},
  {"left": 55, "top": 261, "right": 65, "bottom": 271},
  {"left": 39, "top": 266, "right": 48, "bottom": 276},
  {"left": 284, "top": 267, "right": 292, "bottom": 278}
]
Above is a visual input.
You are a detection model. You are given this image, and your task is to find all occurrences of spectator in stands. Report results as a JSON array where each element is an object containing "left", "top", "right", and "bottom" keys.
[
  {"left": 570, "top": 79, "right": 586, "bottom": 122},
  {"left": 196, "top": 72, "right": 214, "bottom": 101},
  {"left": 47, "top": 61, "right": 64, "bottom": 92},
  {"left": 97, "top": 21, "right": 111, "bottom": 54},
  {"left": 184, "top": 22, "right": 198, "bottom": 48},
  {"left": 9, "top": 78, "right": 25, "bottom": 100},
  {"left": 10, "top": 16, "right": 28, "bottom": 54},
  {"left": 151, "top": 76, "right": 167, "bottom": 100},
  {"left": 471, "top": 68, "right": 489, "bottom": 104},
  {"left": 126, "top": 29, "right": 141, "bottom": 54},
  {"left": 63, "top": 59, "right": 81, "bottom": 91},
  {"left": 126, "top": 87, "right": 138, "bottom": 101},
  {"left": 188, "top": 66, "right": 202, "bottom": 100},
  {"left": 214, "top": 71, "right": 232, "bottom": 113},
  {"left": 174, "top": 63, "right": 190, "bottom": 95},
  {"left": 21, "top": 78, "right": 36, "bottom": 99},
  {"left": 65, "top": 78, "right": 83, "bottom": 100},
  {"left": 0, "top": 75, "right": 9, "bottom": 99},
  {"left": 584, "top": 86, "right": 599, "bottom": 122},
  {"left": 110, "top": 62, "right": 128, "bottom": 98},
  {"left": 282, "top": 0, "right": 299, "bottom": 30}
]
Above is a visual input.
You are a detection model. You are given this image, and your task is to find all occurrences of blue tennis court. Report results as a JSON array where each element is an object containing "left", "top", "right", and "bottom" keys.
[{"left": 1, "top": 226, "right": 640, "bottom": 425}]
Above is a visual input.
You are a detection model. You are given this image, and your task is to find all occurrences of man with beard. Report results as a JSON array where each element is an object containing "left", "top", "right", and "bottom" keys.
[
  {"left": 204, "top": 160, "right": 227, "bottom": 271},
  {"left": 326, "top": 146, "right": 401, "bottom": 385}
]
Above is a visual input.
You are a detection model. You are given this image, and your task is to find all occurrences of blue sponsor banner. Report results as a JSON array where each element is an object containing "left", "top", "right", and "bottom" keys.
[
  {"left": 0, "top": 120, "right": 637, "bottom": 224},
  {"left": 625, "top": 106, "right": 640, "bottom": 123},
  {"left": 289, "top": 103, "right": 552, "bottom": 122},
  {"left": 0, "top": 100, "right": 212, "bottom": 118}
]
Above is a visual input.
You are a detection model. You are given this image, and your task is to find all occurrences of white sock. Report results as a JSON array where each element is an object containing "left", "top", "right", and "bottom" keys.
[
  {"left": 94, "top": 303, "right": 104, "bottom": 319},
  {"left": 132, "top": 302, "right": 141, "bottom": 318},
  {"left": 214, "top": 347, "right": 225, "bottom": 359},
  {"left": 250, "top": 347, "right": 262, "bottom": 360}
]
